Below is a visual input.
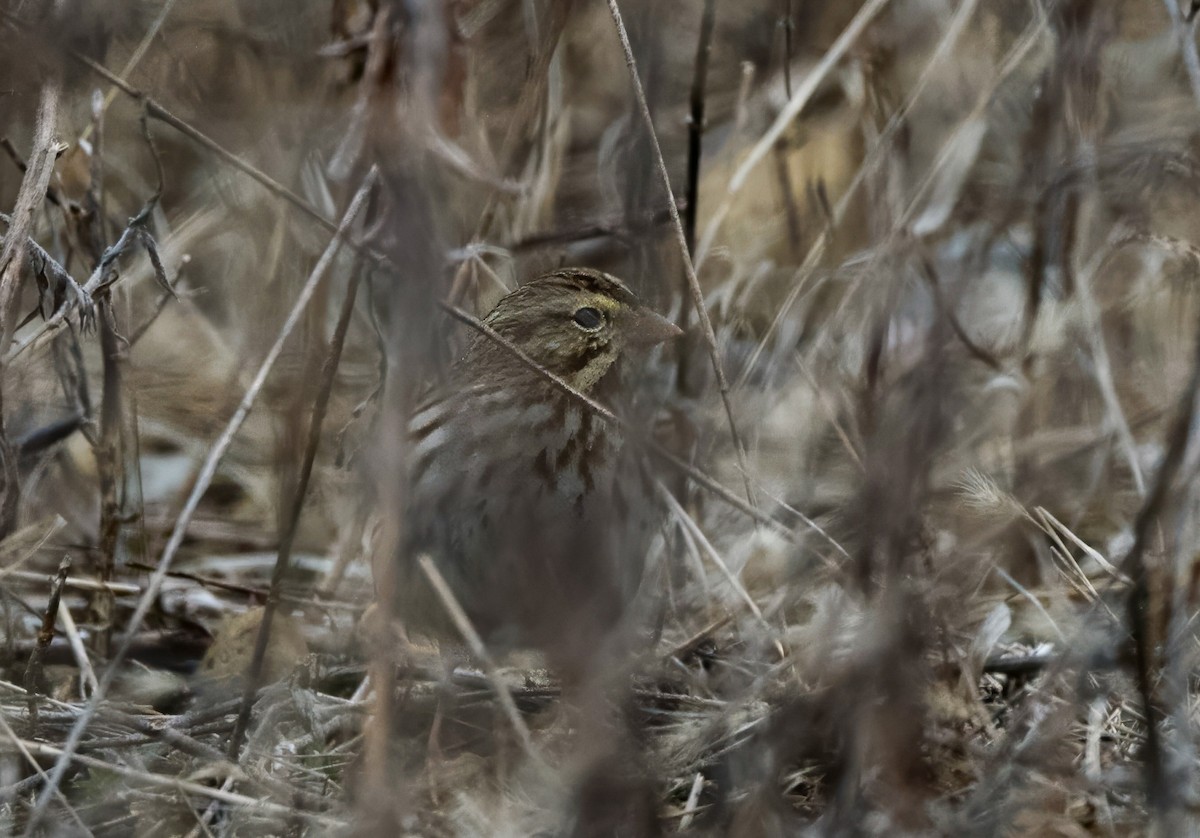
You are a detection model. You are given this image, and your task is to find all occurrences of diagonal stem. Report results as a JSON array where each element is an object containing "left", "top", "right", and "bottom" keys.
[
  {"left": 226, "top": 255, "right": 366, "bottom": 761},
  {"left": 443, "top": 305, "right": 789, "bottom": 538},
  {"left": 605, "top": 0, "right": 756, "bottom": 510}
]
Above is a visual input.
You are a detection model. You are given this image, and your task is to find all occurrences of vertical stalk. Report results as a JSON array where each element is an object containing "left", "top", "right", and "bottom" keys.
[{"left": 674, "top": 0, "right": 718, "bottom": 499}]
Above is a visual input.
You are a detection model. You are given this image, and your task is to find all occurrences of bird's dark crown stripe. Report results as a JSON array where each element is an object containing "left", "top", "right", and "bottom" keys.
[{"left": 539, "top": 269, "right": 637, "bottom": 305}]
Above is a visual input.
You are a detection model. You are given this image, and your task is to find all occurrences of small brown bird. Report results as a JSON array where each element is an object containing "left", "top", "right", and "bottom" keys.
[{"left": 386, "top": 267, "right": 681, "bottom": 656}]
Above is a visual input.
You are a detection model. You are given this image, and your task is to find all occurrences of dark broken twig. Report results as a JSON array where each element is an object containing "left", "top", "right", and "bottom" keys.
[{"left": 22, "top": 555, "right": 71, "bottom": 723}]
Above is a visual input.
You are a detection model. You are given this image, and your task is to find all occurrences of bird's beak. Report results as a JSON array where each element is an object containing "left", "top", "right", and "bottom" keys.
[{"left": 625, "top": 307, "right": 685, "bottom": 346}]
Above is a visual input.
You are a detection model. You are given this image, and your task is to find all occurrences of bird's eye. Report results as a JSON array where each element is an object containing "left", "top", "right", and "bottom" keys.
[{"left": 573, "top": 307, "right": 604, "bottom": 330}]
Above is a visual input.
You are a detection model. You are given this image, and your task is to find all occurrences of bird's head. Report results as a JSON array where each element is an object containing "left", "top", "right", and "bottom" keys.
[{"left": 468, "top": 268, "right": 682, "bottom": 393}]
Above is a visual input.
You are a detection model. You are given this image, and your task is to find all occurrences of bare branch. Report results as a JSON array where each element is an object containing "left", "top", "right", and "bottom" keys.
[{"left": 0, "top": 79, "right": 60, "bottom": 348}]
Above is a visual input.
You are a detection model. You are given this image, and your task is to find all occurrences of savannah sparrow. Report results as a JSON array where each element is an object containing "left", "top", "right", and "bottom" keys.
[{"left": 384, "top": 267, "right": 681, "bottom": 656}]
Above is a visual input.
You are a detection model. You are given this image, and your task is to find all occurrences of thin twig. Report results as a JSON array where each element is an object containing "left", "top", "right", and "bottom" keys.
[
  {"left": 772, "top": 140, "right": 803, "bottom": 257},
  {"left": 919, "top": 255, "right": 1004, "bottom": 372},
  {"left": 56, "top": 604, "right": 99, "bottom": 698},
  {"left": 5, "top": 737, "right": 345, "bottom": 830},
  {"left": 677, "top": 0, "right": 718, "bottom": 428},
  {"left": 76, "top": 50, "right": 337, "bottom": 236},
  {"left": 606, "top": 0, "right": 757, "bottom": 510},
  {"left": 730, "top": 0, "right": 990, "bottom": 390},
  {"left": 417, "top": 555, "right": 540, "bottom": 763},
  {"left": 22, "top": 169, "right": 378, "bottom": 833},
  {"left": 2, "top": 569, "right": 139, "bottom": 594},
  {"left": 697, "top": 0, "right": 892, "bottom": 264},
  {"left": 0, "top": 137, "right": 61, "bottom": 208},
  {"left": 228, "top": 257, "right": 366, "bottom": 759},
  {"left": 659, "top": 483, "right": 769, "bottom": 628},
  {"left": 123, "top": 561, "right": 361, "bottom": 611},
  {"left": 79, "top": 0, "right": 180, "bottom": 146},
  {"left": 0, "top": 712, "right": 91, "bottom": 836},
  {"left": 780, "top": 0, "right": 794, "bottom": 97}
]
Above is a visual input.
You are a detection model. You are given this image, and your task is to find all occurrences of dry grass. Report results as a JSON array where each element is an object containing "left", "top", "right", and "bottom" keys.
[{"left": 2, "top": 0, "right": 1200, "bottom": 834}]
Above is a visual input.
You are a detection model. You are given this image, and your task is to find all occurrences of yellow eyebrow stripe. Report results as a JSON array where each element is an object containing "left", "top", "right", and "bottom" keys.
[{"left": 590, "top": 295, "right": 621, "bottom": 313}]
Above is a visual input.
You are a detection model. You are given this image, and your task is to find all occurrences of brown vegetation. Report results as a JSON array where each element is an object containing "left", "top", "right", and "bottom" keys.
[{"left": 3, "top": 0, "right": 1200, "bottom": 834}]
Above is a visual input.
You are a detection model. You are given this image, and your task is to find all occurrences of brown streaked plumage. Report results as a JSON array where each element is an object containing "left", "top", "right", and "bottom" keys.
[{"left": 384, "top": 267, "right": 680, "bottom": 654}]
